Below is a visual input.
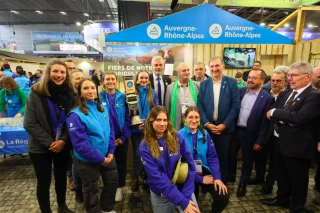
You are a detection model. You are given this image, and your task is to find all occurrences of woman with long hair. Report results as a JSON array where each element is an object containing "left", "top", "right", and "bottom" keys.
[
  {"left": 66, "top": 78, "right": 118, "bottom": 213},
  {"left": 139, "top": 106, "right": 199, "bottom": 213},
  {"left": 130, "top": 70, "right": 159, "bottom": 191},
  {"left": 24, "top": 59, "right": 75, "bottom": 213},
  {"left": 0, "top": 76, "right": 27, "bottom": 118},
  {"left": 179, "top": 106, "right": 229, "bottom": 213}
]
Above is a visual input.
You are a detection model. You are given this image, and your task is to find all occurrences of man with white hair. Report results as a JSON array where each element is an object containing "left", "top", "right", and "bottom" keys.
[
  {"left": 149, "top": 55, "right": 171, "bottom": 106},
  {"left": 262, "top": 62, "right": 320, "bottom": 212}
]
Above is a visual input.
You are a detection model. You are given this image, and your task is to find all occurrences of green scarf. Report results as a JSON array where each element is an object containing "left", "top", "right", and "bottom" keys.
[{"left": 170, "top": 79, "right": 198, "bottom": 129}]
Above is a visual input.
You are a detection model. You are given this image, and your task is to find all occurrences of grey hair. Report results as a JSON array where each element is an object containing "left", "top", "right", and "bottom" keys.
[
  {"left": 289, "top": 61, "right": 313, "bottom": 74},
  {"left": 208, "top": 56, "right": 224, "bottom": 66},
  {"left": 151, "top": 55, "right": 164, "bottom": 66},
  {"left": 273, "top": 66, "right": 289, "bottom": 80},
  {"left": 194, "top": 61, "right": 206, "bottom": 67},
  {"left": 176, "top": 63, "right": 188, "bottom": 72}
]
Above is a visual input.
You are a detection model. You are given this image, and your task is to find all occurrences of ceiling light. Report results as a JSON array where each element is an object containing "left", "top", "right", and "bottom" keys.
[
  {"left": 60, "top": 11, "right": 66, "bottom": 15},
  {"left": 260, "top": 23, "right": 266, "bottom": 26},
  {"left": 11, "top": 10, "right": 19, "bottom": 14},
  {"left": 308, "top": 24, "right": 313, "bottom": 28},
  {"left": 99, "top": 0, "right": 104, "bottom": 2},
  {"left": 284, "top": 23, "right": 289, "bottom": 27},
  {"left": 84, "top": 13, "right": 89, "bottom": 16},
  {"left": 268, "top": 24, "right": 276, "bottom": 27},
  {"left": 76, "top": 22, "right": 81, "bottom": 26},
  {"left": 36, "top": 10, "right": 43, "bottom": 14},
  {"left": 107, "top": 14, "right": 111, "bottom": 17},
  {"left": 290, "top": 28, "right": 294, "bottom": 30}
]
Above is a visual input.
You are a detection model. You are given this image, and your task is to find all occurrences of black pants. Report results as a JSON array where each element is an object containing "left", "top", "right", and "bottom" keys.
[
  {"left": 275, "top": 141, "right": 310, "bottom": 213},
  {"left": 29, "top": 151, "right": 70, "bottom": 213},
  {"left": 315, "top": 152, "right": 320, "bottom": 190},
  {"left": 114, "top": 139, "right": 128, "bottom": 187},
  {"left": 73, "top": 156, "right": 118, "bottom": 213},
  {"left": 194, "top": 168, "right": 229, "bottom": 213},
  {"left": 208, "top": 132, "right": 233, "bottom": 182}
]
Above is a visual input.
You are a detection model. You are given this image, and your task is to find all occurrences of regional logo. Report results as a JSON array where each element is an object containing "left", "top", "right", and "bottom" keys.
[
  {"left": 147, "top": 24, "right": 161, "bottom": 39},
  {"left": 106, "top": 47, "right": 113, "bottom": 52},
  {"left": 127, "top": 81, "right": 133, "bottom": 88},
  {"left": 0, "top": 140, "right": 5, "bottom": 149},
  {"left": 209, "top": 24, "right": 223, "bottom": 38}
]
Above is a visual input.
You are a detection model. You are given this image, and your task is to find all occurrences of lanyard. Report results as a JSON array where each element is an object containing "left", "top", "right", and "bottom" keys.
[
  {"left": 180, "top": 86, "right": 189, "bottom": 102},
  {"left": 192, "top": 133, "right": 198, "bottom": 160},
  {"left": 53, "top": 104, "right": 65, "bottom": 126},
  {"left": 139, "top": 93, "right": 148, "bottom": 116},
  {"left": 161, "top": 144, "right": 169, "bottom": 177}
]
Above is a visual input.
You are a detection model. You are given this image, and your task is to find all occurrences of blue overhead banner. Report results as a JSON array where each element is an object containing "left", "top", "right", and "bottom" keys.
[{"left": 105, "top": 4, "right": 293, "bottom": 44}]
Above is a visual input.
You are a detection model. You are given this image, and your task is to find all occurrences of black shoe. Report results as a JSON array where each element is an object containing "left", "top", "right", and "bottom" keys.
[
  {"left": 314, "top": 184, "right": 320, "bottom": 192},
  {"left": 260, "top": 197, "right": 289, "bottom": 208},
  {"left": 228, "top": 176, "right": 236, "bottom": 183},
  {"left": 58, "top": 204, "right": 74, "bottom": 213},
  {"left": 312, "top": 199, "right": 320, "bottom": 206},
  {"left": 237, "top": 183, "right": 247, "bottom": 197},
  {"left": 304, "top": 207, "right": 315, "bottom": 213},
  {"left": 260, "top": 184, "right": 273, "bottom": 195},
  {"left": 75, "top": 190, "right": 83, "bottom": 203},
  {"left": 247, "top": 176, "right": 264, "bottom": 185}
]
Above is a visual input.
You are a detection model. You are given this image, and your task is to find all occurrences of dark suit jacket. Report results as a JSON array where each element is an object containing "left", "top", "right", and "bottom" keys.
[
  {"left": 91, "top": 75, "right": 100, "bottom": 87},
  {"left": 239, "top": 87, "right": 274, "bottom": 146},
  {"left": 149, "top": 73, "right": 171, "bottom": 105},
  {"left": 271, "top": 85, "right": 320, "bottom": 159},
  {"left": 197, "top": 75, "right": 240, "bottom": 133}
]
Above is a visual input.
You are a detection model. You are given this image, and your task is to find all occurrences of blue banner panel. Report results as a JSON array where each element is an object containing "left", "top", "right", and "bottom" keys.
[
  {"left": 84, "top": 23, "right": 119, "bottom": 40},
  {"left": 0, "top": 127, "right": 28, "bottom": 154},
  {"left": 106, "top": 4, "right": 293, "bottom": 44}
]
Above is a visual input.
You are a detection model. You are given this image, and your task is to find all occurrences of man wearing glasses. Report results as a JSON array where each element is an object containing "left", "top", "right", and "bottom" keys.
[
  {"left": 230, "top": 69, "right": 273, "bottom": 197},
  {"left": 191, "top": 62, "right": 210, "bottom": 82},
  {"left": 262, "top": 62, "right": 320, "bottom": 213},
  {"left": 149, "top": 55, "right": 171, "bottom": 106},
  {"left": 64, "top": 59, "right": 76, "bottom": 73}
]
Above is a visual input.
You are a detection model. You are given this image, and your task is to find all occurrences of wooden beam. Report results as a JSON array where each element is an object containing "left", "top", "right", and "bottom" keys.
[
  {"left": 271, "top": 9, "right": 298, "bottom": 31},
  {"left": 295, "top": 8, "right": 306, "bottom": 44},
  {"left": 301, "top": 6, "right": 320, "bottom": 11}
]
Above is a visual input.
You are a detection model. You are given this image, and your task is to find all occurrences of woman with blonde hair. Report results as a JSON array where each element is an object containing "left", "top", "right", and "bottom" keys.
[
  {"left": 130, "top": 70, "right": 159, "bottom": 190},
  {"left": 24, "top": 59, "right": 75, "bottom": 213},
  {"left": 139, "top": 106, "right": 199, "bottom": 213}
]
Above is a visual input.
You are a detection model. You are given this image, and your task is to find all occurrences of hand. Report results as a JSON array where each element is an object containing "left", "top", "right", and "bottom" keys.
[
  {"left": 14, "top": 113, "right": 22, "bottom": 118},
  {"left": 266, "top": 109, "right": 274, "bottom": 120},
  {"left": 138, "top": 122, "right": 145, "bottom": 130},
  {"left": 48, "top": 140, "right": 65, "bottom": 153},
  {"left": 184, "top": 200, "right": 200, "bottom": 213},
  {"left": 215, "top": 124, "right": 226, "bottom": 134},
  {"left": 101, "top": 154, "right": 114, "bottom": 167},
  {"left": 253, "top": 144, "right": 262, "bottom": 151},
  {"left": 205, "top": 123, "right": 217, "bottom": 132},
  {"left": 115, "top": 139, "right": 123, "bottom": 146},
  {"left": 317, "top": 142, "right": 320, "bottom": 152},
  {"left": 202, "top": 175, "right": 214, "bottom": 185},
  {"left": 214, "top": 180, "right": 228, "bottom": 195}
]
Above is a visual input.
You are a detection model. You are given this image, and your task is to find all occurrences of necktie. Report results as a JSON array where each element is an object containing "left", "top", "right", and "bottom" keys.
[
  {"left": 283, "top": 91, "right": 298, "bottom": 109},
  {"left": 157, "top": 78, "right": 162, "bottom": 105}
]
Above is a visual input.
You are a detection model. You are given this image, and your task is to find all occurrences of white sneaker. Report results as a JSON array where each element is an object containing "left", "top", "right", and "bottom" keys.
[
  {"left": 102, "top": 210, "right": 116, "bottom": 213},
  {"left": 115, "top": 188, "right": 123, "bottom": 202}
]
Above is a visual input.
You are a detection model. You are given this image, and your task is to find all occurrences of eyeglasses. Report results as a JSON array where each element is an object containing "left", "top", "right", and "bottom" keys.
[
  {"left": 186, "top": 116, "right": 200, "bottom": 120},
  {"left": 195, "top": 68, "right": 204, "bottom": 71},
  {"left": 181, "top": 69, "right": 190, "bottom": 72},
  {"left": 287, "top": 73, "right": 308, "bottom": 78},
  {"left": 153, "top": 64, "right": 163, "bottom": 67},
  {"left": 271, "top": 79, "right": 284, "bottom": 83},
  {"left": 247, "top": 76, "right": 261, "bottom": 80}
]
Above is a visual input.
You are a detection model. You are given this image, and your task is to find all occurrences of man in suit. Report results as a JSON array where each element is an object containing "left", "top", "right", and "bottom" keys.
[
  {"left": 165, "top": 63, "right": 200, "bottom": 130},
  {"left": 191, "top": 61, "right": 210, "bottom": 82},
  {"left": 91, "top": 69, "right": 100, "bottom": 87},
  {"left": 149, "top": 55, "right": 171, "bottom": 106},
  {"left": 261, "top": 62, "right": 320, "bottom": 213},
  {"left": 197, "top": 56, "right": 240, "bottom": 183},
  {"left": 230, "top": 69, "right": 273, "bottom": 197}
]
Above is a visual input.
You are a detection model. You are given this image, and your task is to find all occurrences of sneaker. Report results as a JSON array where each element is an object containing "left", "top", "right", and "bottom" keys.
[
  {"left": 115, "top": 188, "right": 123, "bottom": 202},
  {"left": 58, "top": 204, "right": 74, "bottom": 213},
  {"left": 75, "top": 190, "right": 83, "bottom": 203},
  {"left": 68, "top": 177, "right": 75, "bottom": 191},
  {"left": 102, "top": 210, "right": 116, "bottom": 213}
]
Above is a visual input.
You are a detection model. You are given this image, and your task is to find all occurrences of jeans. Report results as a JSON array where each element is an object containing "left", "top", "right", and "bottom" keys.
[
  {"left": 73, "top": 156, "right": 118, "bottom": 213},
  {"left": 29, "top": 151, "right": 70, "bottom": 213},
  {"left": 150, "top": 191, "right": 198, "bottom": 213},
  {"left": 114, "top": 139, "right": 129, "bottom": 187},
  {"left": 131, "top": 132, "right": 143, "bottom": 176}
]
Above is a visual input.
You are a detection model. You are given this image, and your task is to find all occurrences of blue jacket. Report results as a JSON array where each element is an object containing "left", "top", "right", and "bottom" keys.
[
  {"left": 3, "top": 69, "right": 12, "bottom": 77},
  {"left": 179, "top": 126, "right": 221, "bottom": 183},
  {"left": 197, "top": 75, "right": 240, "bottom": 133},
  {"left": 239, "top": 87, "right": 274, "bottom": 146},
  {"left": 100, "top": 89, "right": 131, "bottom": 142},
  {"left": 139, "top": 133, "right": 195, "bottom": 210},
  {"left": 66, "top": 101, "right": 115, "bottom": 163},
  {"left": 15, "top": 76, "right": 30, "bottom": 95}
]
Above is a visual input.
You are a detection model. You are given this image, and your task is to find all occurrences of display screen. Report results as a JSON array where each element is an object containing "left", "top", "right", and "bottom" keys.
[{"left": 223, "top": 48, "right": 256, "bottom": 69}]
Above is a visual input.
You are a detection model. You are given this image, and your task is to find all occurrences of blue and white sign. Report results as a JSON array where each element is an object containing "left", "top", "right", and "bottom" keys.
[
  {"left": 0, "top": 127, "right": 28, "bottom": 154},
  {"left": 276, "top": 29, "right": 320, "bottom": 42},
  {"left": 105, "top": 4, "right": 293, "bottom": 44},
  {"left": 84, "top": 23, "right": 119, "bottom": 40}
]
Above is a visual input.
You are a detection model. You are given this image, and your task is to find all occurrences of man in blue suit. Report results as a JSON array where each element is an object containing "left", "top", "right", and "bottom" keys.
[
  {"left": 231, "top": 69, "right": 274, "bottom": 197},
  {"left": 197, "top": 56, "right": 240, "bottom": 183}
]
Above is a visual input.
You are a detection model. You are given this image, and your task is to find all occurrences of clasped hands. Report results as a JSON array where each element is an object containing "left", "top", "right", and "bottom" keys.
[
  {"left": 48, "top": 140, "right": 65, "bottom": 153},
  {"left": 206, "top": 123, "right": 226, "bottom": 135}
]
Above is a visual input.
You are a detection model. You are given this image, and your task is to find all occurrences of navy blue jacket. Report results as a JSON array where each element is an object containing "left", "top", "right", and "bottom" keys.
[
  {"left": 239, "top": 87, "right": 274, "bottom": 146},
  {"left": 197, "top": 75, "right": 240, "bottom": 133}
]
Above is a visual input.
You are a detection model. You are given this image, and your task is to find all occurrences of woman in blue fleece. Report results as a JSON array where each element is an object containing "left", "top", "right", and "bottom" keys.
[
  {"left": 139, "top": 106, "right": 199, "bottom": 213},
  {"left": 179, "top": 106, "right": 229, "bottom": 213},
  {"left": 131, "top": 70, "right": 159, "bottom": 191},
  {"left": 66, "top": 78, "right": 118, "bottom": 213}
]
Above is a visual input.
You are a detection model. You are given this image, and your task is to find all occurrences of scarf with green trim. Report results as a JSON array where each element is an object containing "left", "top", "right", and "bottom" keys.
[{"left": 170, "top": 79, "right": 197, "bottom": 129}]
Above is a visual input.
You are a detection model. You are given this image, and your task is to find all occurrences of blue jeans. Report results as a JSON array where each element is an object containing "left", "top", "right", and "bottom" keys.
[
  {"left": 131, "top": 132, "right": 143, "bottom": 176},
  {"left": 150, "top": 191, "right": 198, "bottom": 213}
]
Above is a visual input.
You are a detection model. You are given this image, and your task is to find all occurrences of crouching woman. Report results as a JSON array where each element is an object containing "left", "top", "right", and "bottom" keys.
[
  {"left": 139, "top": 106, "right": 200, "bottom": 213},
  {"left": 66, "top": 79, "right": 118, "bottom": 213}
]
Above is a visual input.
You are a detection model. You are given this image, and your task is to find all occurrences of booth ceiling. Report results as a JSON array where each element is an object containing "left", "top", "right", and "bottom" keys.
[{"left": 0, "top": 0, "right": 319, "bottom": 28}]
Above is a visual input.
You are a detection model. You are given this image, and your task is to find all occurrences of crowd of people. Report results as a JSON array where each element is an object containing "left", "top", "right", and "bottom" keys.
[{"left": 0, "top": 56, "right": 320, "bottom": 213}]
